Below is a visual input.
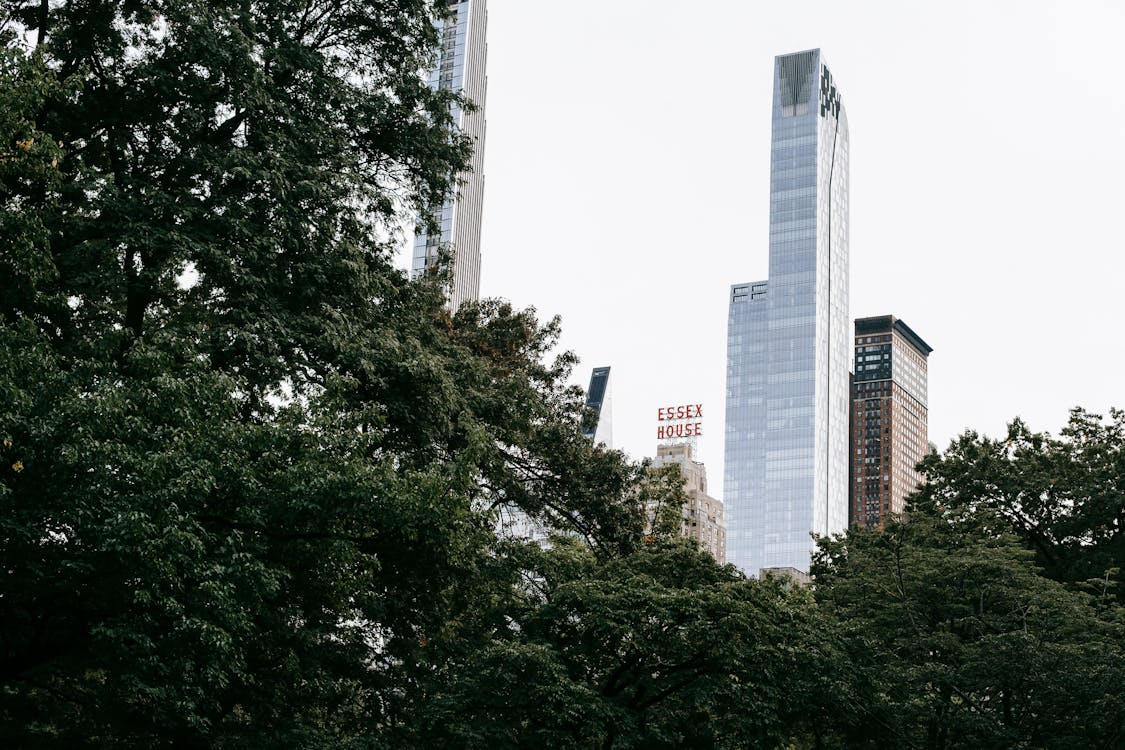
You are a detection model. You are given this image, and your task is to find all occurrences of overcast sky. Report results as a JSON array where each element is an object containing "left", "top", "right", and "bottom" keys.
[{"left": 402, "top": 0, "right": 1125, "bottom": 495}]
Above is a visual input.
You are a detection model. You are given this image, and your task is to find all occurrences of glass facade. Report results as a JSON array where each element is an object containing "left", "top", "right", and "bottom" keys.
[
  {"left": 724, "top": 49, "right": 850, "bottom": 575},
  {"left": 583, "top": 366, "right": 613, "bottom": 446},
  {"left": 412, "top": 0, "right": 488, "bottom": 312}
]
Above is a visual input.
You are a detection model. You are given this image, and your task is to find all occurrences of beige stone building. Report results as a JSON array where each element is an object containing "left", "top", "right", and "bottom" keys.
[{"left": 651, "top": 444, "right": 726, "bottom": 563}]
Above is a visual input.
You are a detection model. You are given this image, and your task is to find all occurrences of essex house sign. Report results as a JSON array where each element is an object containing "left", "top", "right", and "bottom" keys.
[{"left": 656, "top": 403, "right": 703, "bottom": 441}]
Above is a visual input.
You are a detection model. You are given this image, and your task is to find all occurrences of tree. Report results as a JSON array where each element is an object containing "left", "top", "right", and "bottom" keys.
[
  {"left": 912, "top": 408, "right": 1125, "bottom": 595},
  {"left": 813, "top": 507, "right": 1125, "bottom": 749},
  {"left": 0, "top": 36, "right": 66, "bottom": 319},
  {"left": 816, "top": 408, "right": 1125, "bottom": 747},
  {"left": 0, "top": 3, "right": 640, "bottom": 745},
  {"left": 410, "top": 537, "right": 858, "bottom": 750}
]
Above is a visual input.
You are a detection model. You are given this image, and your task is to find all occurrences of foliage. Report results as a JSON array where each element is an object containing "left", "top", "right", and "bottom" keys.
[
  {"left": 0, "top": 2, "right": 636, "bottom": 745},
  {"left": 638, "top": 461, "right": 691, "bottom": 544},
  {"left": 913, "top": 408, "right": 1125, "bottom": 596},
  {"left": 410, "top": 539, "right": 855, "bottom": 750},
  {"left": 814, "top": 498, "right": 1125, "bottom": 749}
]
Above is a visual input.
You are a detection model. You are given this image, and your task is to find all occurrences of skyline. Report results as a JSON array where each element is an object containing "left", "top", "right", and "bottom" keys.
[
  {"left": 397, "top": 1, "right": 1125, "bottom": 492},
  {"left": 9, "top": 2, "right": 1121, "bottom": 743}
]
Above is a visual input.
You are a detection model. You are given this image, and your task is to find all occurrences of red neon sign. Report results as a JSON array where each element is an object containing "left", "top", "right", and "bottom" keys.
[{"left": 656, "top": 404, "right": 703, "bottom": 440}]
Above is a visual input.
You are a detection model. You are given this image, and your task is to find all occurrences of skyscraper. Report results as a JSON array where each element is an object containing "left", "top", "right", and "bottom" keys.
[
  {"left": 583, "top": 367, "right": 613, "bottom": 446},
  {"left": 850, "top": 316, "right": 932, "bottom": 528},
  {"left": 411, "top": 0, "right": 488, "bottom": 311},
  {"left": 724, "top": 49, "right": 850, "bottom": 575},
  {"left": 503, "top": 365, "right": 611, "bottom": 543}
]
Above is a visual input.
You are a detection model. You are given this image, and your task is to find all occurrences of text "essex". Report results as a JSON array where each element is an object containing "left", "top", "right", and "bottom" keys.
[{"left": 657, "top": 404, "right": 703, "bottom": 421}]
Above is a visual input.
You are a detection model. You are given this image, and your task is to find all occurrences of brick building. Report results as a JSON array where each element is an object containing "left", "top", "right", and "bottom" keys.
[{"left": 850, "top": 316, "right": 933, "bottom": 528}]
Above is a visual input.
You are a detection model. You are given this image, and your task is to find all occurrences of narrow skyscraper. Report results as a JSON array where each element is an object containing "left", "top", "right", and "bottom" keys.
[
  {"left": 724, "top": 49, "right": 850, "bottom": 575},
  {"left": 411, "top": 0, "right": 488, "bottom": 311},
  {"left": 583, "top": 367, "right": 613, "bottom": 446},
  {"left": 850, "top": 316, "right": 932, "bottom": 528}
]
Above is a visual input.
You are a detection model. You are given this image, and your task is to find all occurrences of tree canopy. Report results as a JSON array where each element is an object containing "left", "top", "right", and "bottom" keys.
[
  {"left": 1, "top": 1, "right": 638, "bottom": 743},
  {"left": 412, "top": 537, "right": 857, "bottom": 750},
  {"left": 911, "top": 408, "right": 1125, "bottom": 595},
  {"left": 814, "top": 506, "right": 1125, "bottom": 749}
]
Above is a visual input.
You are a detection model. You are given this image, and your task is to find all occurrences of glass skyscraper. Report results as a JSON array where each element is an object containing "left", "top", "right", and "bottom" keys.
[
  {"left": 412, "top": 0, "right": 488, "bottom": 312},
  {"left": 723, "top": 49, "right": 850, "bottom": 575},
  {"left": 582, "top": 367, "right": 613, "bottom": 446}
]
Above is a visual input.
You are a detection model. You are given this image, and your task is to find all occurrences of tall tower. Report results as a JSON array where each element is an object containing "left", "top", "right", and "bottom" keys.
[
  {"left": 850, "top": 316, "right": 932, "bottom": 528},
  {"left": 411, "top": 0, "right": 488, "bottom": 311},
  {"left": 583, "top": 367, "right": 613, "bottom": 446},
  {"left": 724, "top": 49, "right": 850, "bottom": 575}
]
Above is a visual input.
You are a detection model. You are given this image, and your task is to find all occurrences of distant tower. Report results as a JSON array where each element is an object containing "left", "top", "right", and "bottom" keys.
[
  {"left": 583, "top": 367, "right": 613, "bottom": 447},
  {"left": 411, "top": 0, "right": 488, "bottom": 311},
  {"left": 850, "top": 316, "right": 933, "bottom": 528},
  {"left": 724, "top": 49, "right": 850, "bottom": 575},
  {"left": 502, "top": 365, "right": 610, "bottom": 543}
]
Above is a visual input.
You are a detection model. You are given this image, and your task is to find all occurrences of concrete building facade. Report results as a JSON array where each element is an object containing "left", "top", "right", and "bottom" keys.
[{"left": 652, "top": 444, "right": 726, "bottom": 564}]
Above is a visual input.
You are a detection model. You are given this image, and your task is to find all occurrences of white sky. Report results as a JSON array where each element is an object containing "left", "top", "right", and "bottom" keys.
[{"left": 407, "top": 0, "right": 1125, "bottom": 496}]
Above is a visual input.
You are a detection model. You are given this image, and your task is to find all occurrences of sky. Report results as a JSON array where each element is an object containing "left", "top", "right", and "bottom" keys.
[{"left": 401, "top": 0, "right": 1125, "bottom": 497}]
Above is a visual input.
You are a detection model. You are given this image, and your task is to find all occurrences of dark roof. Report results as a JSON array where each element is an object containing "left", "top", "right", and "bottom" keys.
[{"left": 855, "top": 315, "right": 933, "bottom": 356}]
